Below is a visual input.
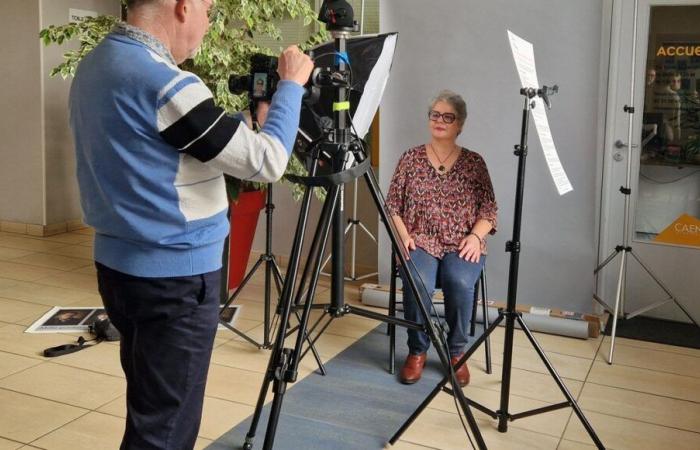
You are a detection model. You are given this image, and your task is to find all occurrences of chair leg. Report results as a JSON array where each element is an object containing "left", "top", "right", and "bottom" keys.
[
  {"left": 470, "top": 279, "right": 479, "bottom": 337},
  {"left": 388, "top": 252, "right": 397, "bottom": 375},
  {"left": 481, "top": 270, "right": 492, "bottom": 374}
]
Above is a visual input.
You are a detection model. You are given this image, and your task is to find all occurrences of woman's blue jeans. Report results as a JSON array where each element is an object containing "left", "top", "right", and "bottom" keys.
[{"left": 399, "top": 247, "right": 485, "bottom": 357}]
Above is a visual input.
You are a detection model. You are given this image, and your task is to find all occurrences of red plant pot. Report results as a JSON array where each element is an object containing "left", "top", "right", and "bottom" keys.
[{"left": 227, "top": 190, "right": 266, "bottom": 289}]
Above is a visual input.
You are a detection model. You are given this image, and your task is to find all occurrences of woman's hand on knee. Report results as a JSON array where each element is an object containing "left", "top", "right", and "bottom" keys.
[
  {"left": 458, "top": 235, "right": 481, "bottom": 263},
  {"left": 401, "top": 235, "right": 416, "bottom": 260}
]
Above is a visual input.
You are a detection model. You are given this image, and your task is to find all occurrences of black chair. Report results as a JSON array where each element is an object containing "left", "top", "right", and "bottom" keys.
[{"left": 387, "top": 250, "right": 492, "bottom": 375}]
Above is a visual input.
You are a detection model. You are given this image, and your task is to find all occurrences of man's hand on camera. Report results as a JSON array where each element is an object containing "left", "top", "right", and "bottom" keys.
[
  {"left": 255, "top": 101, "right": 270, "bottom": 127},
  {"left": 277, "top": 46, "right": 314, "bottom": 87}
]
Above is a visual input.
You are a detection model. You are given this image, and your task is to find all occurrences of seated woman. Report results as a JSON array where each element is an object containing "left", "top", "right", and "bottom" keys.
[{"left": 386, "top": 90, "right": 497, "bottom": 386}]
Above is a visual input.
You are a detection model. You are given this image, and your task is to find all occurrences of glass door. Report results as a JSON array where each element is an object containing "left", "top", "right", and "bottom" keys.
[{"left": 598, "top": 0, "right": 700, "bottom": 322}]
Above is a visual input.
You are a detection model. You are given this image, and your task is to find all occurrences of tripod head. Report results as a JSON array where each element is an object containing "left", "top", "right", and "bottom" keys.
[
  {"left": 520, "top": 84, "right": 559, "bottom": 109},
  {"left": 318, "top": 0, "right": 358, "bottom": 33}
]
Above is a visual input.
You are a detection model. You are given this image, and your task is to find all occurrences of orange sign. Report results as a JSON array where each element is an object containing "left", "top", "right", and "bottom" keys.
[{"left": 654, "top": 214, "right": 700, "bottom": 248}]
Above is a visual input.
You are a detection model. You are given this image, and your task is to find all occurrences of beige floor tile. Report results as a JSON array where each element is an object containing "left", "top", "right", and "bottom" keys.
[
  {"left": 401, "top": 406, "right": 560, "bottom": 450},
  {"left": 70, "top": 228, "right": 94, "bottom": 236},
  {"left": 8, "top": 254, "right": 92, "bottom": 272},
  {"left": 470, "top": 339, "right": 594, "bottom": 381},
  {"left": 194, "top": 437, "right": 213, "bottom": 449},
  {"left": 466, "top": 362, "right": 584, "bottom": 405},
  {"left": 0, "top": 262, "right": 64, "bottom": 282},
  {"left": 205, "top": 363, "right": 271, "bottom": 406},
  {"left": 485, "top": 325, "right": 604, "bottom": 360},
  {"left": 0, "top": 388, "right": 87, "bottom": 443},
  {"left": 42, "top": 246, "right": 93, "bottom": 261},
  {"left": 595, "top": 341, "right": 700, "bottom": 378},
  {"left": 51, "top": 342, "right": 124, "bottom": 378},
  {"left": 0, "top": 438, "right": 23, "bottom": 450},
  {"left": 0, "top": 351, "right": 43, "bottom": 380},
  {"left": 0, "top": 297, "right": 51, "bottom": 324},
  {"left": 429, "top": 386, "right": 571, "bottom": 438},
  {"left": 32, "top": 233, "right": 93, "bottom": 246},
  {"left": 0, "top": 281, "right": 95, "bottom": 306},
  {"left": 0, "top": 362, "right": 124, "bottom": 410},
  {"left": 323, "top": 315, "right": 379, "bottom": 339},
  {"left": 390, "top": 441, "right": 438, "bottom": 449},
  {"left": 96, "top": 395, "right": 125, "bottom": 418},
  {"left": 0, "top": 324, "right": 85, "bottom": 359},
  {"left": 578, "top": 382, "right": 700, "bottom": 432},
  {"left": 71, "top": 265, "right": 96, "bottom": 275},
  {"left": 587, "top": 360, "right": 700, "bottom": 402},
  {"left": 31, "top": 411, "right": 123, "bottom": 450},
  {"left": 608, "top": 336, "right": 700, "bottom": 358},
  {"left": 563, "top": 410, "right": 700, "bottom": 450},
  {"left": 33, "top": 272, "right": 98, "bottom": 294},
  {"left": 556, "top": 440, "right": 596, "bottom": 449},
  {"left": 211, "top": 339, "right": 319, "bottom": 379},
  {"left": 0, "top": 236, "right": 67, "bottom": 253},
  {"left": 0, "top": 278, "right": 19, "bottom": 290},
  {"left": 0, "top": 248, "right": 35, "bottom": 261},
  {"left": 199, "top": 396, "right": 255, "bottom": 440}
]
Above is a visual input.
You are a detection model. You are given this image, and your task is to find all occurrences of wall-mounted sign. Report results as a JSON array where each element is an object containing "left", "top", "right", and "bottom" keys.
[
  {"left": 654, "top": 213, "right": 700, "bottom": 248},
  {"left": 69, "top": 8, "right": 97, "bottom": 23}
]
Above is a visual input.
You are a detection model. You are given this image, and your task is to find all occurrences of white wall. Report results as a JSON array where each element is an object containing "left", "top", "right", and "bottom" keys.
[
  {"left": 0, "top": 0, "right": 120, "bottom": 227},
  {"left": 0, "top": 1, "right": 44, "bottom": 224},
  {"left": 379, "top": 0, "right": 605, "bottom": 313}
]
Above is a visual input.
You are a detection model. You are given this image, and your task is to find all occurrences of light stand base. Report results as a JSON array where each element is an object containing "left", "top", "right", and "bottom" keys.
[{"left": 594, "top": 245, "right": 698, "bottom": 364}]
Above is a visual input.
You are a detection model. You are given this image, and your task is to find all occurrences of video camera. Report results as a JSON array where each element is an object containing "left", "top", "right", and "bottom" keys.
[{"left": 228, "top": 53, "right": 279, "bottom": 103}]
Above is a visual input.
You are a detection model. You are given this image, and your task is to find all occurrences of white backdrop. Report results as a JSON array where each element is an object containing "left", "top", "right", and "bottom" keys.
[{"left": 378, "top": 0, "right": 606, "bottom": 313}]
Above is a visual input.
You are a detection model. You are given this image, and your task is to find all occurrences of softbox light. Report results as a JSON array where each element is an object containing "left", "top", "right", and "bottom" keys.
[{"left": 296, "top": 32, "right": 398, "bottom": 152}]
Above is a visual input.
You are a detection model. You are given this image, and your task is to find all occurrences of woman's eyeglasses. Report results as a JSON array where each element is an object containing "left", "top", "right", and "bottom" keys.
[{"left": 428, "top": 110, "right": 457, "bottom": 124}]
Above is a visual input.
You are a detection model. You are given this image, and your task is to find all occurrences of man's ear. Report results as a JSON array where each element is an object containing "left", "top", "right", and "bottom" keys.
[{"left": 174, "top": 0, "right": 188, "bottom": 23}]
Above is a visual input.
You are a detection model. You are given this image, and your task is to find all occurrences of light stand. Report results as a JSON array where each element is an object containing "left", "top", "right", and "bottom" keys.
[
  {"left": 218, "top": 183, "right": 283, "bottom": 349},
  {"left": 240, "top": 3, "right": 487, "bottom": 449},
  {"left": 593, "top": 0, "right": 698, "bottom": 364},
  {"left": 218, "top": 113, "right": 327, "bottom": 373},
  {"left": 318, "top": 177, "right": 380, "bottom": 281},
  {"left": 390, "top": 87, "right": 606, "bottom": 449}
]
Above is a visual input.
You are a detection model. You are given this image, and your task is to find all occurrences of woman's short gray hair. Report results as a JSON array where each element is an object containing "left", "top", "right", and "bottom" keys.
[{"left": 430, "top": 90, "right": 468, "bottom": 127}]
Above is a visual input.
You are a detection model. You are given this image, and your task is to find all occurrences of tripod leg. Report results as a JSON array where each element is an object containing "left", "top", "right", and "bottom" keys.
[
  {"left": 389, "top": 253, "right": 397, "bottom": 374},
  {"left": 515, "top": 315, "right": 605, "bottom": 449},
  {"left": 628, "top": 250, "right": 699, "bottom": 326},
  {"left": 608, "top": 250, "right": 627, "bottom": 365},
  {"left": 245, "top": 179, "right": 318, "bottom": 449},
  {"left": 481, "top": 272, "right": 492, "bottom": 374},
  {"left": 260, "top": 185, "right": 340, "bottom": 450}
]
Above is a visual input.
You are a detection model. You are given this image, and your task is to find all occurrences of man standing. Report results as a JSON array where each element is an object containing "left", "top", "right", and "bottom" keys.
[{"left": 68, "top": 0, "right": 314, "bottom": 448}]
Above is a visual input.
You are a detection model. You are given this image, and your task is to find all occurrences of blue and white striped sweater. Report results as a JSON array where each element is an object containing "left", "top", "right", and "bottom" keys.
[{"left": 69, "top": 29, "right": 304, "bottom": 277}]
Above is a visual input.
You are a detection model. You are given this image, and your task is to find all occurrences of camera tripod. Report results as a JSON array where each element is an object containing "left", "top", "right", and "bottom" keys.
[
  {"left": 390, "top": 87, "right": 605, "bottom": 449},
  {"left": 218, "top": 115, "right": 327, "bottom": 374},
  {"left": 241, "top": 27, "right": 487, "bottom": 450}
]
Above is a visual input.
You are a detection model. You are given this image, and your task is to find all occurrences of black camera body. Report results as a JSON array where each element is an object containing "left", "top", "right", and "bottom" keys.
[{"left": 228, "top": 53, "right": 279, "bottom": 103}]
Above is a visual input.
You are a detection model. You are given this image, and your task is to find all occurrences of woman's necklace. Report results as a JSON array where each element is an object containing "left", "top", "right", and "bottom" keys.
[{"left": 428, "top": 143, "right": 458, "bottom": 174}]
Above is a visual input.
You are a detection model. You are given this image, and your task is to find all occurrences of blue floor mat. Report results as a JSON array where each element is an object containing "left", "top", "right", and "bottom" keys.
[{"left": 207, "top": 322, "right": 486, "bottom": 450}]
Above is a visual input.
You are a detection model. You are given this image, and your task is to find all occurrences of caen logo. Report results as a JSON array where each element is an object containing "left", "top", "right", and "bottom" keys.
[
  {"left": 654, "top": 214, "right": 700, "bottom": 247},
  {"left": 656, "top": 45, "right": 700, "bottom": 57}
]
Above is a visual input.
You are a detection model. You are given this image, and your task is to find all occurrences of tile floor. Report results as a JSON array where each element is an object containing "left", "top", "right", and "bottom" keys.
[{"left": 0, "top": 229, "right": 698, "bottom": 449}]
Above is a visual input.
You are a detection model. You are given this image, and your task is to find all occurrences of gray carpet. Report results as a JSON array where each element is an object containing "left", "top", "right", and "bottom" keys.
[{"left": 207, "top": 323, "right": 486, "bottom": 450}]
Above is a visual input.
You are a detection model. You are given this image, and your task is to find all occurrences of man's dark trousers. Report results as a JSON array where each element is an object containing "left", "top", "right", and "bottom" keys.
[{"left": 97, "top": 262, "right": 221, "bottom": 450}]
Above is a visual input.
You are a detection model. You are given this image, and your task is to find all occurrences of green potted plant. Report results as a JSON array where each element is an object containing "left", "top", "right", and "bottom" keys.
[{"left": 40, "top": 0, "right": 328, "bottom": 287}]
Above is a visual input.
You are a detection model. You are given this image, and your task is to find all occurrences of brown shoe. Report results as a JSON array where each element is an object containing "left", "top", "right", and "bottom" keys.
[
  {"left": 450, "top": 354, "right": 470, "bottom": 387},
  {"left": 400, "top": 353, "right": 427, "bottom": 384}
]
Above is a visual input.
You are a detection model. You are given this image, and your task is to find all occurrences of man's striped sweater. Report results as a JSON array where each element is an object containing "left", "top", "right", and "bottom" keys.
[{"left": 69, "top": 24, "right": 304, "bottom": 277}]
